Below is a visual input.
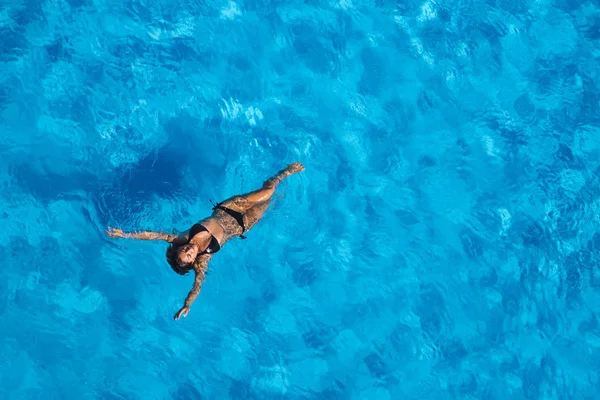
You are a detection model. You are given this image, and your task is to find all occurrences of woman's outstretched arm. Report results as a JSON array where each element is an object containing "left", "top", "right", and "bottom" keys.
[
  {"left": 174, "top": 255, "right": 211, "bottom": 320},
  {"left": 105, "top": 227, "right": 179, "bottom": 243}
]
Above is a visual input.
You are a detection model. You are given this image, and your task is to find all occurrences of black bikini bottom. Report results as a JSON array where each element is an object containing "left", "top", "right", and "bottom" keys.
[{"left": 212, "top": 203, "right": 247, "bottom": 239}]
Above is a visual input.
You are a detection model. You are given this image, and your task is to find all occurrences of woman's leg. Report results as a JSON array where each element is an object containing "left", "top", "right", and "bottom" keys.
[
  {"left": 217, "top": 163, "right": 304, "bottom": 212},
  {"left": 242, "top": 200, "right": 272, "bottom": 232}
]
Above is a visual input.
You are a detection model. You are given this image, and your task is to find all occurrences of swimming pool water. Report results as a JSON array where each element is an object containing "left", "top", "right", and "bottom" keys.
[{"left": 2, "top": 0, "right": 600, "bottom": 398}]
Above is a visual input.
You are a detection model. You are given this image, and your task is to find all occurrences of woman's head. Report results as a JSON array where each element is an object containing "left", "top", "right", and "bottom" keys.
[
  {"left": 166, "top": 231, "right": 212, "bottom": 275},
  {"left": 166, "top": 245, "right": 193, "bottom": 275}
]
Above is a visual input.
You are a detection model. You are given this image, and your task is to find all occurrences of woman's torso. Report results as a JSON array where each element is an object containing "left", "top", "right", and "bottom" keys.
[
  {"left": 211, "top": 208, "right": 244, "bottom": 242},
  {"left": 196, "top": 196, "right": 271, "bottom": 249}
]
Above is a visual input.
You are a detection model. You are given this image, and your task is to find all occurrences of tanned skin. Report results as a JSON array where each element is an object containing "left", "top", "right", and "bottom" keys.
[{"left": 106, "top": 162, "right": 304, "bottom": 320}]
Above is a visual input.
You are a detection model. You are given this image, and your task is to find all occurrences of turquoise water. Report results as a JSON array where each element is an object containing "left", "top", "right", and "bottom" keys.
[{"left": 2, "top": 0, "right": 600, "bottom": 398}]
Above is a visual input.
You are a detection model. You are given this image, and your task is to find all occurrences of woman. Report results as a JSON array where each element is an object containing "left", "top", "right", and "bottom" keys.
[{"left": 106, "top": 162, "right": 304, "bottom": 320}]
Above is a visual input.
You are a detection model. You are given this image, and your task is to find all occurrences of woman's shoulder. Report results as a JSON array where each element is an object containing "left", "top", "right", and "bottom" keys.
[
  {"left": 193, "top": 253, "right": 212, "bottom": 270},
  {"left": 170, "top": 229, "right": 190, "bottom": 246}
]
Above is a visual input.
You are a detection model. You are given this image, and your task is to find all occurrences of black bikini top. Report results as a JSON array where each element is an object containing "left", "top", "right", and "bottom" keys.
[{"left": 189, "top": 223, "right": 221, "bottom": 254}]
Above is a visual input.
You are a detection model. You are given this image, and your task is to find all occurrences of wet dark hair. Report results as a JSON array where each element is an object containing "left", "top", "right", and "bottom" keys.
[{"left": 166, "top": 245, "right": 193, "bottom": 276}]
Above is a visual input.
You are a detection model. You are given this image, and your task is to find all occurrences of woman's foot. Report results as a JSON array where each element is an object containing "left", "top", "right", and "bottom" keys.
[
  {"left": 263, "top": 162, "right": 305, "bottom": 188},
  {"left": 285, "top": 162, "right": 305, "bottom": 175}
]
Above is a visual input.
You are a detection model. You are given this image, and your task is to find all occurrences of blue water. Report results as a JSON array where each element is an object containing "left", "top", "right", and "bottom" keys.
[{"left": 1, "top": 0, "right": 599, "bottom": 398}]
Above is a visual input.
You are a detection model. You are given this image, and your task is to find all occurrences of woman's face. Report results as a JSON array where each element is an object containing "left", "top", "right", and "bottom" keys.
[{"left": 176, "top": 244, "right": 198, "bottom": 266}]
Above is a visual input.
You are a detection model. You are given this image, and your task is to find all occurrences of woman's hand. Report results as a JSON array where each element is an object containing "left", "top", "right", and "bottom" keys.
[
  {"left": 174, "top": 306, "right": 190, "bottom": 320},
  {"left": 105, "top": 227, "right": 127, "bottom": 238}
]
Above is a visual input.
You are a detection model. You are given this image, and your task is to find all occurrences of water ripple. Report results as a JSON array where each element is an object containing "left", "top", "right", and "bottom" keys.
[{"left": 2, "top": 0, "right": 600, "bottom": 397}]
